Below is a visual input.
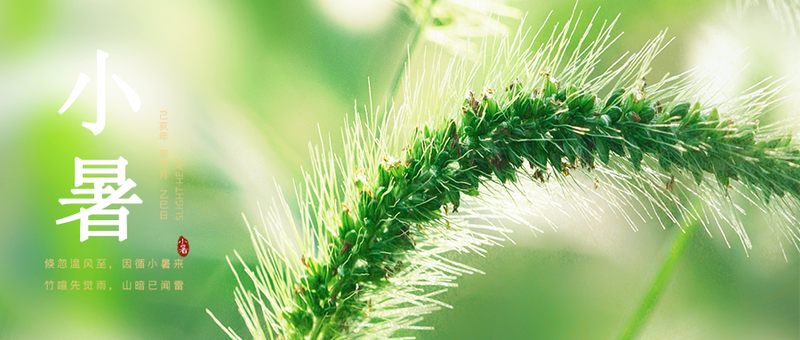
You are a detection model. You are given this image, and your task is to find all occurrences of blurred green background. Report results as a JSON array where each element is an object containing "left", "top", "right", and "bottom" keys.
[{"left": 0, "top": 0, "right": 797, "bottom": 339}]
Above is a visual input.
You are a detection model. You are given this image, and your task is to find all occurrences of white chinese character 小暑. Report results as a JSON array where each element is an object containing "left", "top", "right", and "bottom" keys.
[
  {"left": 58, "top": 50, "right": 141, "bottom": 135},
  {"left": 56, "top": 157, "right": 142, "bottom": 241}
]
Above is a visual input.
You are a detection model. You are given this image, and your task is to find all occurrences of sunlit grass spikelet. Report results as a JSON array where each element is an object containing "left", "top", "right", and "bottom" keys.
[
  {"left": 208, "top": 8, "right": 800, "bottom": 340},
  {"left": 400, "top": 0, "right": 522, "bottom": 55}
]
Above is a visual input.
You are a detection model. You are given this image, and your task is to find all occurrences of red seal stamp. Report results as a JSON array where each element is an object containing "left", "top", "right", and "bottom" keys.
[{"left": 178, "top": 236, "right": 189, "bottom": 257}]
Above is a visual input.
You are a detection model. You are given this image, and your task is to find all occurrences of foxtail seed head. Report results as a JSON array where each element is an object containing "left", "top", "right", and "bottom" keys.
[{"left": 209, "top": 8, "right": 799, "bottom": 340}]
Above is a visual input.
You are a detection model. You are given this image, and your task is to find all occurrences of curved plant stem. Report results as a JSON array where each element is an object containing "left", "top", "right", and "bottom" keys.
[
  {"left": 616, "top": 220, "right": 698, "bottom": 340},
  {"left": 387, "top": 4, "right": 431, "bottom": 100},
  {"left": 309, "top": 316, "right": 326, "bottom": 340}
]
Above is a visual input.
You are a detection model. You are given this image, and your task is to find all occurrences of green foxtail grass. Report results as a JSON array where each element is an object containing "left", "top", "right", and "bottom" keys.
[{"left": 207, "top": 8, "right": 800, "bottom": 340}]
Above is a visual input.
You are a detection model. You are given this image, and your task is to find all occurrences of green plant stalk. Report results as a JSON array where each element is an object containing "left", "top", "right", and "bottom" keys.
[
  {"left": 387, "top": 4, "right": 431, "bottom": 100},
  {"left": 279, "top": 73, "right": 800, "bottom": 339},
  {"left": 309, "top": 316, "right": 326, "bottom": 340},
  {"left": 616, "top": 220, "right": 698, "bottom": 340}
]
